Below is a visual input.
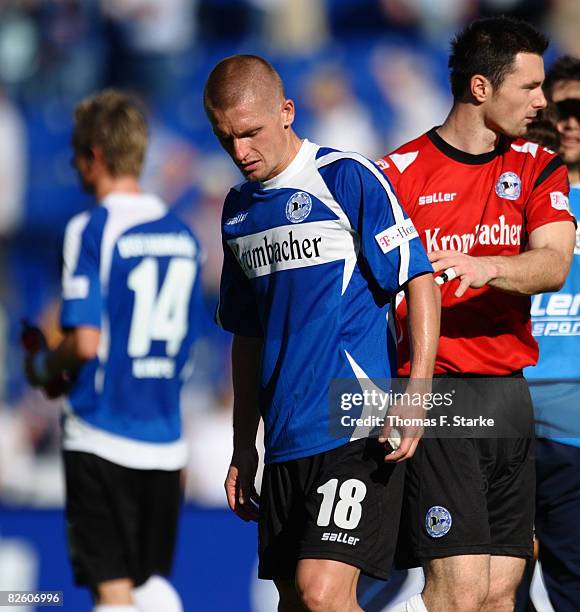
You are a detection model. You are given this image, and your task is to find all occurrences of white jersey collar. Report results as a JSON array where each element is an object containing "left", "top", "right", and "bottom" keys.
[
  {"left": 101, "top": 191, "right": 166, "bottom": 212},
  {"left": 260, "top": 139, "right": 318, "bottom": 190}
]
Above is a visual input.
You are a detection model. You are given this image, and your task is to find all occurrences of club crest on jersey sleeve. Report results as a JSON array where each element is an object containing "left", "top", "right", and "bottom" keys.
[
  {"left": 285, "top": 191, "right": 313, "bottom": 223},
  {"left": 495, "top": 172, "right": 521, "bottom": 200}
]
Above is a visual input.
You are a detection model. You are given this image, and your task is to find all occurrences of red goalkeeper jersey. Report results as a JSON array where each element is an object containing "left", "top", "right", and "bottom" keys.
[{"left": 379, "top": 127, "right": 574, "bottom": 375}]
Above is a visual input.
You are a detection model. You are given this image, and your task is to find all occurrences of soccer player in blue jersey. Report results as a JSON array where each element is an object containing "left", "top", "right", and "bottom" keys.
[
  {"left": 526, "top": 57, "right": 580, "bottom": 612},
  {"left": 204, "top": 55, "right": 440, "bottom": 611},
  {"left": 24, "top": 90, "right": 204, "bottom": 612}
]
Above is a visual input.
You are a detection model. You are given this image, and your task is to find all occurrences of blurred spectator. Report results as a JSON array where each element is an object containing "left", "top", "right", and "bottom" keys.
[
  {"left": 380, "top": 0, "right": 477, "bottom": 40},
  {"left": 478, "top": 0, "right": 548, "bottom": 26},
  {"left": 305, "top": 63, "right": 382, "bottom": 157},
  {"left": 0, "top": 87, "right": 26, "bottom": 235},
  {"left": 260, "top": 0, "right": 329, "bottom": 53},
  {"left": 0, "top": 3, "right": 39, "bottom": 88},
  {"left": 184, "top": 398, "right": 233, "bottom": 506},
  {"left": 371, "top": 45, "right": 450, "bottom": 150},
  {"left": 555, "top": 99, "right": 580, "bottom": 184},
  {"left": 142, "top": 115, "right": 200, "bottom": 208},
  {"left": 187, "top": 155, "right": 238, "bottom": 293},
  {"left": 197, "top": 0, "right": 258, "bottom": 43},
  {"left": 547, "top": 0, "right": 580, "bottom": 56},
  {"left": 544, "top": 55, "right": 580, "bottom": 103},
  {"left": 525, "top": 117, "right": 561, "bottom": 152},
  {"left": 101, "top": 0, "right": 196, "bottom": 98},
  {"left": 184, "top": 395, "right": 266, "bottom": 507},
  {"left": 1, "top": 1, "right": 105, "bottom": 103}
]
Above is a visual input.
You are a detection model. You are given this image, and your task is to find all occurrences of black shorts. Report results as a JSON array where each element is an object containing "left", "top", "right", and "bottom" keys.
[
  {"left": 63, "top": 450, "right": 182, "bottom": 588},
  {"left": 258, "top": 438, "right": 405, "bottom": 581},
  {"left": 396, "top": 373, "right": 535, "bottom": 568}
]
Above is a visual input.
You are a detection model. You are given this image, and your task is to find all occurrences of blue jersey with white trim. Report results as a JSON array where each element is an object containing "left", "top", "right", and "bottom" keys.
[
  {"left": 60, "top": 192, "right": 203, "bottom": 463},
  {"left": 526, "top": 185, "right": 580, "bottom": 447},
  {"left": 526, "top": 185, "right": 580, "bottom": 381},
  {"left": 218, "top": 140, "right": 432, "bottom": 463}
]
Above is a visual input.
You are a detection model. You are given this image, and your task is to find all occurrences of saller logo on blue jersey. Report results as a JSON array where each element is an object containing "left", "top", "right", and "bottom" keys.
[
  {"left": 286, "top": 191, "right": 312, "bottom": 223},
  {"left": 495, "top": 172, "right": 521, "bottom": 200},
  {"left": 375, "top": 218, "right": 418, "bottom": 254},
  {"left": 425, "top": 506, "right": 452, "bottom": 538}
]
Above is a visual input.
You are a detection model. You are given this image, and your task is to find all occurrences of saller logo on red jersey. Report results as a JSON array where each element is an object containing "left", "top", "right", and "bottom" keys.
[{"left": 425, "top": 214, "right": 522, "bottom": 253}]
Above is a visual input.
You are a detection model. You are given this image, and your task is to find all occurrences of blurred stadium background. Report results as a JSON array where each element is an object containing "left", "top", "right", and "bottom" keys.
[{"left": 0, "top": 1, "right": 577, "bottom": 610}]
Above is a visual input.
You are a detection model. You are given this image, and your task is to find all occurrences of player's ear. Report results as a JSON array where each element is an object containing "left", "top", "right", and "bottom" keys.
[
  {"left": 281, "top": 99, "right": 295, "bottom": 129},
  {"left": 90, "top": 146, "right": 106, "bottom": 167},
  {"left": 471, "top": 74, "right": 491, "bottom": 103}
]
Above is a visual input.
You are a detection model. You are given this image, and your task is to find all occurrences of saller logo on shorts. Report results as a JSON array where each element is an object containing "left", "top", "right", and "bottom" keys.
[{"left": 425, "top": 506, "right": 452, "bottom": 538}]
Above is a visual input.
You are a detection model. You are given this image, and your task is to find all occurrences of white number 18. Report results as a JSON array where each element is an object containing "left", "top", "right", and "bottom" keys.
[{"left": 316, "top": 478, "right": 367, "bottom": 530}]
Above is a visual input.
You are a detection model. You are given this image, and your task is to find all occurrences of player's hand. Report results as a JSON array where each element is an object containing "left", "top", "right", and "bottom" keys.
[
  {"left": 429, "top": 250, "right": 497, "bottom": 298},
  {"left": 225, "top": 447, "right": 260, "bottom": 522},
  {"left": 379, "top": 381, "right": 429, "bottom": 463}
]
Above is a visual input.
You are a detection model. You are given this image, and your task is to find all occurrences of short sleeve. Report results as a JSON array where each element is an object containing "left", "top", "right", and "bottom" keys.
[
  {"left": 526, "top": 157, "right": 575, "bottom": 234},
  {"left": 319, "top": 155, "right": 432, "bottom": 295},
  {"left": 60, "top": 210, "right": 104, "bottom": 329},
  {"left": 216, "top": 238, "right": 263, "bottom": 337}
]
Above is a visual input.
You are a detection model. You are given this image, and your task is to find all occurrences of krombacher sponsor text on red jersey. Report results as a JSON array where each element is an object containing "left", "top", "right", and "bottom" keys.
[{"left": 379, "top": 127, "right": 575, "bottom": 375}]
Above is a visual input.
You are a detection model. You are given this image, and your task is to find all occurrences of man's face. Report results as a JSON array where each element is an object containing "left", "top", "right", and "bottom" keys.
[
  {"left": 486, "top": 52, "right": 547, "bottom": 138},
  {"left": 557, "top": 111, "right": 580, "bottom": 166},
  {"left": 208, "top": 96, "right": 294, "bottom": 183}
]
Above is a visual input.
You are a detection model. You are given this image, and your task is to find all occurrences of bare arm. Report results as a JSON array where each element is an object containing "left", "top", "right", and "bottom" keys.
[
  {"left": 407, "top": 274, "right": 440, "bottom": 380},
  {"left": 225, "top": 334, "right": 263, "bottom": 522},
  {"left": 232, "top": 334, "right": 263, "bottom": 452},
  {"left": 46, "top": 327, "right": 100, "bottom": 375},
  {"left": 381, "top": 273, "right": 440, "bottom": 462},
  {"left": 25, "top": 326, "right": 100, "bottom": 386},
  {"left": 429, "top": 221, "right": 576, "bottom": 297}
]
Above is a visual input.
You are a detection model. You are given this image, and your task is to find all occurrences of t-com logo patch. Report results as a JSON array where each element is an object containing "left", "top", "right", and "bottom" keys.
[
  {"left": 286, "top": 191, "right": 313, "bottom": 224},
  {"left": 550, "top": 191, "right": 570, "bottom": 212},
  {"left": 425, "top": 506, "right": 452, "bottom": 538},
  {"left": 495, "top": 172, "right": 521, "bottom": 200},
  {"left": 375, "top": 218, "right": 418, "bottom": 254}
]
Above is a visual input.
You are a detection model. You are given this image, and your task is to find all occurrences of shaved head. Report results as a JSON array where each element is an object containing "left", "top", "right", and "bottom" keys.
[
  {"left": 204, "top": 54, "right": 302, "bottom": 183},
  {"left": 204, "top": 54, "right": 286, "bottom": 115}
]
